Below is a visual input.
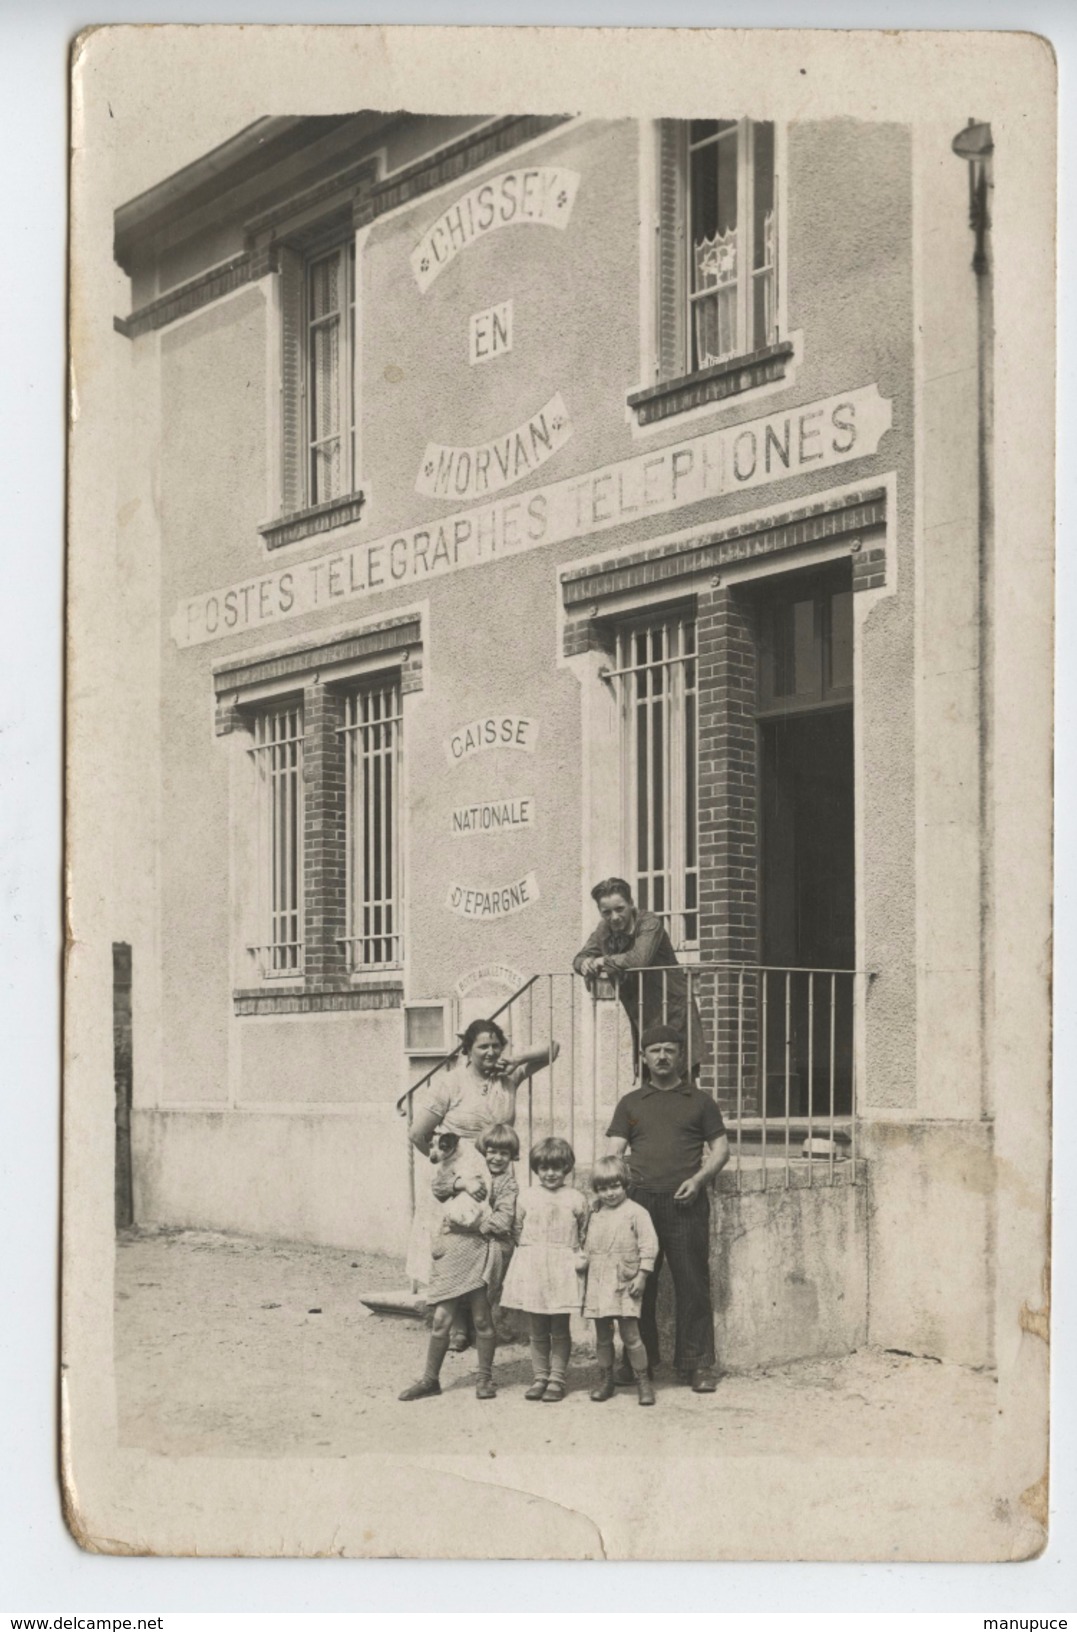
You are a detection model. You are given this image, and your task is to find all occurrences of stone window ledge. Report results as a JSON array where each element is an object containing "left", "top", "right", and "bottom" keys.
[
  {"left": 234, "top": 979, "right": 403, "bottom": 1017},
  {"left": 259, "top": 492, "right": 366, "bottom": 552},
  {"left": 627, "top": 341, "right": 795, "bottom": 427}
]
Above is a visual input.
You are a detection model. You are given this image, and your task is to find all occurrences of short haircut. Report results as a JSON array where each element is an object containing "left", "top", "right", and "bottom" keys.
[
  {"left": 591, "top": 1153, "right": 630, "bottom": 1189},
  {"left": 529, "top": 1135, "right": 576, "bottom": 1174},
  {"left": 458, "top": 1017, "right": 508, "bottom": 1056},
  {"left": 590, "top": 877, "right": 634, "bottom": 907},
  {"left": 478, "top": 1122, "right": 520, "bottom": 1159}
]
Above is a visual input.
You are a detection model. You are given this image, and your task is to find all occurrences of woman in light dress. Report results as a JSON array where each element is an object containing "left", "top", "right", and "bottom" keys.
[{"left": 406, "top": 1018, "right": 558, "bottom": 1342}]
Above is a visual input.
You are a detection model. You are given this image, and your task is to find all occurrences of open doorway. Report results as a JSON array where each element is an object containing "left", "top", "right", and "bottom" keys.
[{"left": 756, "top": 567, "right": 855, "bottom": 1115}]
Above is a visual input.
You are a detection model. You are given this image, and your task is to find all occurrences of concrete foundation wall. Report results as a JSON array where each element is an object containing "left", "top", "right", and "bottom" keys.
[
  {"left": 705, "top": 1173, "right": 868, "bottom": 1371},
  {"left": 132, "top": 1104, "right": 411, "bottom": 1256},
  {"left": 863, "top": 1119, "right": 993, "bottom": 1368}
]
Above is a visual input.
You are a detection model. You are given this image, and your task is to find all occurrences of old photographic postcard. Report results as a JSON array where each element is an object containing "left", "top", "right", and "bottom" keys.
[{"left": 64, "top": 23, "right": 1055, "bottom": 1560}]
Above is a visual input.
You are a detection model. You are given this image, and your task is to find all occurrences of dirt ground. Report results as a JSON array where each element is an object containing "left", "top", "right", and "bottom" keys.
[{"left": 115, "top": 1226, "right": 996, "bottom": 1463}]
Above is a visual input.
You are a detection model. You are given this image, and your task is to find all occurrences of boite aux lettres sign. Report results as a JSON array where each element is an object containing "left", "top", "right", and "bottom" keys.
[{"left": 172, "top": 385, "right": 891, "bottom": 648}]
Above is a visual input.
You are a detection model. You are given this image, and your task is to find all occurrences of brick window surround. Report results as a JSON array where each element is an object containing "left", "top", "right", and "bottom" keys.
[
  {"left": 562, "top": 489, "right": 885, "bottom": 1111},
  {"left": 213, "top": 614, "right": 422, "bottom": 1016}
]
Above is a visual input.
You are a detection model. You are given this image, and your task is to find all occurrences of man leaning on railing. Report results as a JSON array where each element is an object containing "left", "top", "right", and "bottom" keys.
[{"left": 573, "top": 876, "right": 705, "bottom": 1079}]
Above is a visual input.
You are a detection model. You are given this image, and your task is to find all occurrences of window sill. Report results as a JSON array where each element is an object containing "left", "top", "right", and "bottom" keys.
[
  {"left": 234, "top": 979, "right": 403, "bottom": 1017},
  {"left": 627, "top": 341, "right": 794, "bottom": 427},
  {"left": 259, "top": 492, "right": 366, "bottom": 552}
]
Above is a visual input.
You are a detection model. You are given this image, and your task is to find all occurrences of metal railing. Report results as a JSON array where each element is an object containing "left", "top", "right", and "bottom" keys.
[{"left": 398, "top": 962, "right": 869, "bottom": 1207}]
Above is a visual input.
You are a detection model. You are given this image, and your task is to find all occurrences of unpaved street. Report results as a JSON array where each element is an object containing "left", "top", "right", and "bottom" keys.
[{"left": 115, "top": 1226, "right": 996, "bottom": 1465}]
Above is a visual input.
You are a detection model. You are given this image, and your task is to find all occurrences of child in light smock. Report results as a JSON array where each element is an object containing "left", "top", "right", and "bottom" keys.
[
  {"left": 500, "top": 1136, "right": 588, "bottom": 1402},
  {"left": 582, "top": 1154, "right": 659, "bottom": 1405}
]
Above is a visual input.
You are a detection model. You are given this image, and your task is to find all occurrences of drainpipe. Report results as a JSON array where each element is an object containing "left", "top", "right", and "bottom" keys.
[{"left": 951, "top": 119, "right": 994, "bottom": 1124}]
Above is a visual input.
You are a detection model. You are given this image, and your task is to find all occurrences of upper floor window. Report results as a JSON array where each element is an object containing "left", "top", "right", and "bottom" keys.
[
  {"left": 686, "top": 119, "right": 776, "bottom": 370},
  {"left": 261, "top": 226, "right": 366, "bottom": 549},
  {"left": 306, "top": 240, "right": 357, "bottom": 507},
  {"left": 630, "top": 118, "right": 787, "bottom": 426}
]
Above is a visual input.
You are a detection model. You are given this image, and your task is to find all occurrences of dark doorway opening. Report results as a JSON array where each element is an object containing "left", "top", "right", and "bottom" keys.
[{"left": 755, "top": 568, "right": 855, "bottom": 1116}]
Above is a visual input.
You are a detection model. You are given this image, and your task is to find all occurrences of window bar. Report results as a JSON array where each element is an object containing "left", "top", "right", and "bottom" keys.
[
  {"left": 686, "top": 967, "right": 694, "bottom": 1080},
  {"left": 527, "top": 1078, "right": 534, "bottom": 1189},
  {"left": 783, "top": 971, "right": 792, "bottom": 1189},
  {"left": 380, "top": 692, "right": 390, "bottom": 963},
  {"left": 735, "top": 968, "right": 744, "bottom": 1190},
  {"left": 645, "top": 630, "right": 657, "bottom": 917},
  {"left": 761, "top": 969, "right": 769, "bottom": 1191},
  {"left": 807, "top": 973, "right": 815, "bottom": 1189},
  {"left": 662, "top": 965, "right": 668, "bottom": 1025},
  {"left": 344, "top": 697, "right": 354, "bottom": 966},
  {"left": 829, "top": 973, "right": 837, "bottom": 1186}
]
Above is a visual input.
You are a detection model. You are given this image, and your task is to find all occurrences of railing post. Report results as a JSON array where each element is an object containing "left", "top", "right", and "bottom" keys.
[
  {"left": 761, "top": 970, "right": 768, "bottom": 1191},
  {"left": 807, "top": 972, "right": 815, "bottom": 1189},
  {"left": 783, "top": 970, "right": 792, "bottom": 1188},
  {"left": 829, "top": 973, "right": 837, "bottom": 1185},
  {"left": 735, "top": 967, "right": 744, "bottom": 1190}
]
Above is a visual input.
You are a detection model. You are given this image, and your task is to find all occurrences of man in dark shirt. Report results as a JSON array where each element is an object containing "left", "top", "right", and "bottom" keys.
[{"left": 606, "top": 1023, "right": 729, "bottom": 1391}]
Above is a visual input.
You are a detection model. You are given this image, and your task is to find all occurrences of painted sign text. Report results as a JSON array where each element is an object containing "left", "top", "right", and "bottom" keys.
[
  {"left": 417, "top": 394, "right": 571, "bottom": 501},
  {"left": 445, "top": 717, "right": 537, "bottom": 765},
  {"left": 173, "top": 386, "right": 891, "bottom": 647},
  {"left": 451, "top": 797, "right": 534, "bottom": 836},
  {"left": 412, "top": 169, "right": 580, "bottom": 291},
  {"left": 447, "top": 873, "right": 541, "bottom": 920}
]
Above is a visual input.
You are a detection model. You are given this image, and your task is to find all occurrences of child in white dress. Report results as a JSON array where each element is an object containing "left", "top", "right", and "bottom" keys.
[
  {"left": 583, "top": 1154, "right": 659, "bottom": 1405},
  {"left": 500, "top": 1136, "right": 588, "bottom": 1402}
]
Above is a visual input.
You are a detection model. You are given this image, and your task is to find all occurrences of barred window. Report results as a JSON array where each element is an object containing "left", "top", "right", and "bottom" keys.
[
  {"left": 248, "top": 702, "right": 304, "bottom": 976},
  {"left": 341, "top": 676, "right": 403, "bottom": 970},
  {"left": 614, "top": 612, "right": 698, "bottom": 950}
]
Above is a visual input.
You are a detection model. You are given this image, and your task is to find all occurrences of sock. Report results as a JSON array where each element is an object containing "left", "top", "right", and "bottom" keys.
[
  {"left": 549, "top": 1329, "right": 572, "bottom": 1385},
  {"left": 626, "top": 1337, "right": 649, "bottom": 1374},
  {"left": 595, "top": 1335, "right": 615, "bottom": 1369},
  {"left": 475, "top": 1329, "right": 496, "bottom": 1381},
  {"left": 423, "top": 1327, "right": 451, "bottom": 1383},
  {"left": 530, "top": 1329, "right": 551, "bottom": 1382}
]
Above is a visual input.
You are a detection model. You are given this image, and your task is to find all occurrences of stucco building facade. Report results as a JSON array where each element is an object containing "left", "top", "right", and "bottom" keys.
[{"left": 112, "top": 110, "right": 998, "bottom": 1370}]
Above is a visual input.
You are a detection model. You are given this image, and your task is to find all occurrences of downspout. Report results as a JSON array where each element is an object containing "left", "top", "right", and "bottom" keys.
[{"left": 952, "top": 119, "right": 995, "bottom": 1367}]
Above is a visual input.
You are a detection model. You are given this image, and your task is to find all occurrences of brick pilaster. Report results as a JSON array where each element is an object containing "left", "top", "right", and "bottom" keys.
[
  {"left": 302, "top": 680, "right": 349, "bottom": 987},
  {"left": 696, "top": 585, "right": 761, "bottom": 1113}
]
